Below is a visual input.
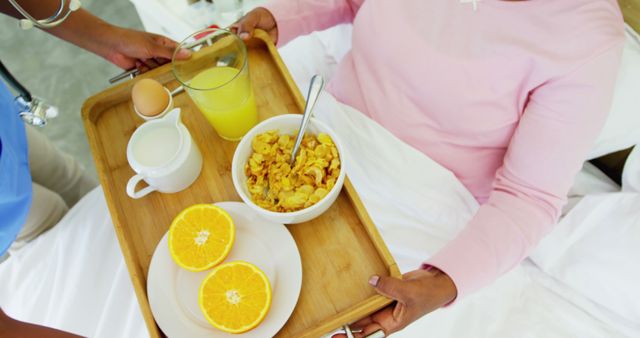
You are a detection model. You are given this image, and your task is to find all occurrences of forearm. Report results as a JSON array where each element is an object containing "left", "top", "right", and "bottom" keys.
[
  {"left": 426, "top": 190, "right": 555, "bottom": 299},
  {"left": 1, "top": 1, "right": 189, "bottom": 72},
  {"left": 46, "top": 9, "right": 115, "bottom": 57},
  {"left": 264, "top": 0, "right": 364, "bottom": 46},
  {"left": 0, "top": 308, "right": 82, "bottom": 338},
  {"left": 0, "top": 1, "right": 115, "bottom": 57}
]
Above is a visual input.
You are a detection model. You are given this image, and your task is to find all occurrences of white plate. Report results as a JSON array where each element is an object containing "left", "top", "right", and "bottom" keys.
[{"left": 147, "top": 202, "right": 302, "bottom": 338}]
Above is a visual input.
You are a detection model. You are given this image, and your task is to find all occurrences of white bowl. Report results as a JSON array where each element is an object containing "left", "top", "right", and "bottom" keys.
[{"left": 232, "top": 114, "right": 346, "bottom": 224}]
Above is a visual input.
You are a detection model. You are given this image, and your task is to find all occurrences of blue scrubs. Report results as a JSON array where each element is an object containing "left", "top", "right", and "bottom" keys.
[{"left": 0, "top": 80, "right": 32, "bottom": 255}]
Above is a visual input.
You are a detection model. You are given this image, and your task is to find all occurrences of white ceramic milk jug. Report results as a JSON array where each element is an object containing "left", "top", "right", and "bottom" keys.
[{"left": 126, "top": 108, "right": 202, "bottom": 199}]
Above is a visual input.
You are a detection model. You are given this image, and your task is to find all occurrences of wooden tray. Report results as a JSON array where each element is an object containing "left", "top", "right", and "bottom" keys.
[{"left": 81, "top": 30, "right": 400, "bottom": 338}]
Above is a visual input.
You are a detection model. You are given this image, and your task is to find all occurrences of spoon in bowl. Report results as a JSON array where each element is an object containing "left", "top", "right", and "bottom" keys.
[{"left": 290, "top": 74, "right": 325, "bottom": 166}]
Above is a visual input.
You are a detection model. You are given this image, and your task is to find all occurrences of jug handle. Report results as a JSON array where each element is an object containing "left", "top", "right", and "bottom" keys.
[{"left": 127, "top": 174, "right": 157, "bottom": 199}]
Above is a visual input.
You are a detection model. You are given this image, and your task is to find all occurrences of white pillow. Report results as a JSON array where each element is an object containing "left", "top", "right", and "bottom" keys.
[{"left": 588, "top": 24, "right": 640, "bottom": 159}]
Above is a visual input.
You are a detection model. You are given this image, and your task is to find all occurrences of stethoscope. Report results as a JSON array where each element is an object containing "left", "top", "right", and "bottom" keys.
[
  {"left": 8, "top": 0, "right": 82, "bottom": 30},
  {"left": 1, "top": 0, "right": 82, "bottom": 126},
  {"left": 0, "top": 61, "right": 58, "bottom": 127}
]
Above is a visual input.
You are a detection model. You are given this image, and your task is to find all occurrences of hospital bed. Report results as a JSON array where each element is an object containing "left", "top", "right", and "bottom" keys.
[{"left": 2, "top": 1, "right": 640, "bottom": 337}]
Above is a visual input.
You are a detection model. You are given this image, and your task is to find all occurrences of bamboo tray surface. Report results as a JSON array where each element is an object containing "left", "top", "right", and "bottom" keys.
[{"left": 82, "top": 30, "right": 400, "bottom": 338}]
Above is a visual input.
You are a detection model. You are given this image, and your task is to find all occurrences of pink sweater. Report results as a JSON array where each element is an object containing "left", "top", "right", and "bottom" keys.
[{"left": 264, "top": 0, "right": 624, "bottom": 299}]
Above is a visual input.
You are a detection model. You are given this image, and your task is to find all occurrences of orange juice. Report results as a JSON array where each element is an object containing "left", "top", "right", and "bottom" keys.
[{"left": 188, "top": 66, "right": 258, "bottom": 140}]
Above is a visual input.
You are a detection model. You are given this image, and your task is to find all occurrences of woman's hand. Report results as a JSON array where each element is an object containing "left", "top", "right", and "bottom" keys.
[
  {"left": 96, "top": 26, "right": 192, "bottom": 72},
  {"left": 334, "top": 268, "right": 457, "bottom": 337},
  {"left": 230, "top": 7, "right": 278, "bottom": 43}
]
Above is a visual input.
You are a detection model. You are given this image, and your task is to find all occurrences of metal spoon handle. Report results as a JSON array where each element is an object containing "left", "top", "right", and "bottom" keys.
[
  {"left": 290, "top": 74, "right": 325, "bottom": 165},
  {"left": 170, "top": 85, "right": 185, "bottom": 96}
]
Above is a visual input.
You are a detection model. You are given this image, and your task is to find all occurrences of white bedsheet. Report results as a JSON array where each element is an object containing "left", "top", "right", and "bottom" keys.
[
  {"left": 0, "top": 187, "right": 146, "bottom": 338},
  {"left": 1, "top": 29, "right": 638, "bottom": 338}
]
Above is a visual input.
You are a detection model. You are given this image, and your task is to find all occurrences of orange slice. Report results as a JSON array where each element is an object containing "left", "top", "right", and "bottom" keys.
[
  {"left": 168, "top": 204, "right": 235, "bottom": 272},
  {"left": 199, "top": 261, "right": 272, "bottom": 333}
]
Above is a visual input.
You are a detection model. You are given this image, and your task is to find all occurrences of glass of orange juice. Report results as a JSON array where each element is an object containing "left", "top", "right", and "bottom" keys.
[{"left": 172, "top": 28, "right": 258, "bottom": 141}]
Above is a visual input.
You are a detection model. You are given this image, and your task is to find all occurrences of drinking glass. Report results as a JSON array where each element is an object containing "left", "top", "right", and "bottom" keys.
[{"left": 172, "top": 28, "right": 258, "bottom": 141}]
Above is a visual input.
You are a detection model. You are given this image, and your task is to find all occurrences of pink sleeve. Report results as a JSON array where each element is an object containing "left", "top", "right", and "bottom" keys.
[
  {"left": 262, "top": 0, "right": 364, "bottom": 46},
  {"left": 426, "top": 42, "right": 624, "bottom": 300}
]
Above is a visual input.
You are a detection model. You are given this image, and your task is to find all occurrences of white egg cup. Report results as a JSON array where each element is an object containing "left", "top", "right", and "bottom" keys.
[{"left": 133, "top": 87, "right": 174, "bottom": 121}]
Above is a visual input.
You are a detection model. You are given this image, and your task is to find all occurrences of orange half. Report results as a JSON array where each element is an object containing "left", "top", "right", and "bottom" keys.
[
  {"left": 168, "top": 204, "right": 235, "bottom": 272},
  {"left": 199, "top": 261, "right": 272, "bottom": 334}
]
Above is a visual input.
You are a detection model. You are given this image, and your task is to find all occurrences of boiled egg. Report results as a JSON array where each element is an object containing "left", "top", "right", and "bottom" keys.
[{"left": 132, "top": 79, "right": 170, "bottom": 117}]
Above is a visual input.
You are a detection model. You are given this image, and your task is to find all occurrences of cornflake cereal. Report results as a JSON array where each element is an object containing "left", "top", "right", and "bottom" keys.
[{"left": 245, "top": 130, "right": 341, "bottom": 212}]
